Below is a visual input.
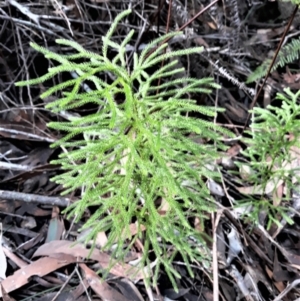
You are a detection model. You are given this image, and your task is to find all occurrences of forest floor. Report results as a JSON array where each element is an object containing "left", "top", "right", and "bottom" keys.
[{"left": 1, "top": 0, "right": 300, "bottom": 300}]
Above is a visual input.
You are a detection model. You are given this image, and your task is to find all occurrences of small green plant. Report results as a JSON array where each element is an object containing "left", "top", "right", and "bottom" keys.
[
  {"left": 247, "top": 0, "right": 300, "bottom": 83},
  {"left": 16, "top": 9, "right": 232, "bottom": 288},
  {"left": 246, "top": 38, "right": 300, "bottom": 83},
  {"left": 237, "top": 88, "right": 300, "bottom": 228},
  {"left": 242, "top": 0, "right": 300, "bottom": 229}
]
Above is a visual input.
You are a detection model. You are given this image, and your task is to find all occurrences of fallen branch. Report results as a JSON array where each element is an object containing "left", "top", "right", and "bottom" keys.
[{"left": 0, "top": 190, "right": 70, "bottom": 207}]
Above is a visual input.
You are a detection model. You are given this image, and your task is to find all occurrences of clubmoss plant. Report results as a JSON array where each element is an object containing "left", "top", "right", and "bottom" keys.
[
  {"left": 241, "top": 0, "right": 300, "bottom": 231},
  {"left": 247, "top": 0, "right": 300, "bottom": 83},
  {"left": 246, "top": 37, "right": 300, "bottom": 83},
  {"left": 237, "top": 88, "right": 300, "bottom": 228},
  {"left": 15, "top": 9, "right": 233, "bottom": 288}
]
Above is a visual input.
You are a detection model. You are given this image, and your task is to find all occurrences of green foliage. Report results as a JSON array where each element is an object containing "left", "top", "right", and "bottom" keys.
[
  {"left": 244, "top": 0, "right": 300, "bottom": 226},
  {"left": 16, "top": 9, "right": 232, "bottom": 288},
  {"left": 237, "top": 88, "right": 300, "bottom": 228},
  {"left": 247, "top": 0, "right": 300, "bottom": 83},
  {"left": 247, "top": 38, "right": 300, "bottom": 83},
  {"left": 281, "top": 0, "right": 300, "bottom": 5}
]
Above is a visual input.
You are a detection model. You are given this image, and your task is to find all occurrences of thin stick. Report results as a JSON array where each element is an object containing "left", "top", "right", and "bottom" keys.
[{"left": 0, "top": 190, "right": 70, "bottom": 207}]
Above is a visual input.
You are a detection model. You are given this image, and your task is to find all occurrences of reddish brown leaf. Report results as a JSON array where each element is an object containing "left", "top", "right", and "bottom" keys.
[
  {"left": 33, "top": 240, "right": 146, "bottom": 280},
  {"left": 0, "top": 254, "right": 77, "bottom": 297},
  {"left": 79, "top": 263, "right": 132, "bottom": 301}
]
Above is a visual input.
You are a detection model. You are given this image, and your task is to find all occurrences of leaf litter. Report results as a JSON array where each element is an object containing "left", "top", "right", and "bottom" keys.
[{"left": 2, "top": 0, "right": 300, "bottom": 300}]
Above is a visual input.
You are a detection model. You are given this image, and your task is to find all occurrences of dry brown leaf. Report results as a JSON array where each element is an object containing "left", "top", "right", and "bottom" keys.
[
  {"left": 265, "top": 265, "right": 286, "bottom": 294},
  {"left": 95, "top": 231, "right": 108, "bottom": 248},
  {"left": 226, "top": 144, "right": 242, "bottom": 157},
  {"left": 79, "top": 263, "right": 132, "bottom": 301},
  {"left": 237, "top": 178, "right": 284, "bottom": 195},
  {"left": 0, "top": 254, "right": 77, "bottom": 297},
  {"left": 2, "top": 247, "right": 27, "bottom": 269},
  {"left": 283, "top": 67, "right": 300, "bottom": 90},
  {"left": 77, "top": 228, "right": 108, "bottom": 249},
  {"left": 283, "top": 249, "right": 300, "bottom": 269},
  {"left": 122, "top": 223, "right": 146, "bottom": 239},
  {"left": 115, "top": 278, "right": 146, "bottom": 301},
  {"left": 272, "top": 181, "right": 284, "bottom": 206},
  {"left": 33, "top": 240, "right": 145, "bottom": 281},
  {"left": 0, "top": 284, "right": 16, "bottom": 301}
]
